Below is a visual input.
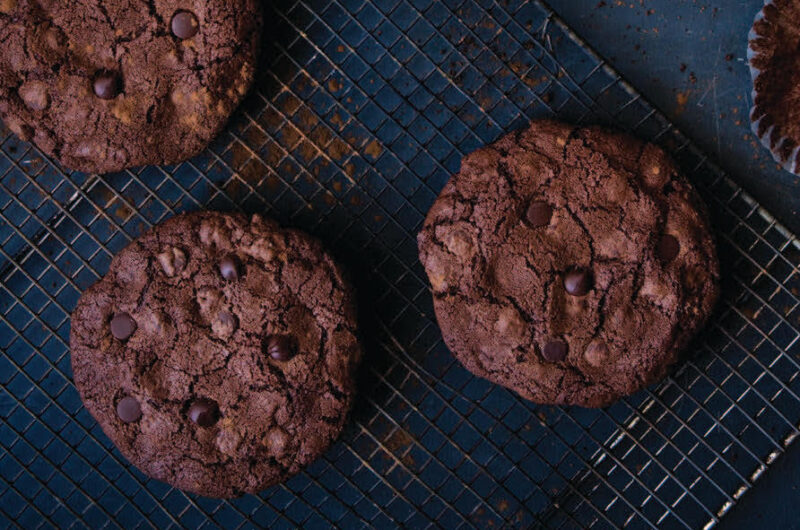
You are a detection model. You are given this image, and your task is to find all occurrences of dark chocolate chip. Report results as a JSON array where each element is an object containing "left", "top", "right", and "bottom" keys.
[
  {"left": 93, "top": 71, "right": 120, "bottom": 100},
  {"left": 657, "top": 234, "right": 680, "bottom": 263},
  {"left": 542, "top": 339, "right": 568, "bottom": 362},
  {"left": 117, "top": 396, "right": 141, "bottom": 423},
  {"left": 171, "top": 10, "right": 199, "bottom": 39},
  {"left": 564, "top": 268, "right": 592, "bottom": 296},
  {"left": 525, "top": 200, "right": 553, "bottom": 228},
  {"left": 219, "top": 255, "right": 239, "bottom": 280},
  {"left": 188, "top": 398, "right": 220, "bottom": 427},
  {"left": 110, "top": 312, "right": 137, "bottom": 340},
  {"left": 264, "top": 335, "right": 294, "bottom": 361}
]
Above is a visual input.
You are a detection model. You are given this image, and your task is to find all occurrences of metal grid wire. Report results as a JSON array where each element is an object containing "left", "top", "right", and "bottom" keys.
[{"left": 1, "top": 0, "right": 799, "bottom": 528}]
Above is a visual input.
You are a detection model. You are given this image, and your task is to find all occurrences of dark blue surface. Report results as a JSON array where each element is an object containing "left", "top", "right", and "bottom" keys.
[{"left": 548, "top": 1, "right": 800, "bottom": 528}]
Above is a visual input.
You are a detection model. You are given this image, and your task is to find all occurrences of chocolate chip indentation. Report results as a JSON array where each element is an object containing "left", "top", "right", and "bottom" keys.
[
  {"left": 110, "top": 312, "right": 137, "bottom": 340},
  {"left": 171, "top": 10, "right": 199, "bottom": 39},
  {"left": 564, "top": 268, "right": 592, "bottom": 296},
  {"left": 117, "top": 396, "right": 141, "bottom": 423},
  {"left": 265, "top": 428, "right": 288, "bottom": 456},
  {"left": 542, "top": 339, "right": 568, "bottom": 362},
  {"left": 157, "top": 247, "right": 187, "bottom": 277},
  {"left": 219, "top": 255, "right": 239, "bottom": 280},
  {"left": 18, "top": 81, "right": 49, "bottom": 110},
  {"left": 188, "top": 398, "right": 220, "bottom": 427},
  {"left": 525, "top": 200, "right": 553, "bottom": 228},
  {"left": 657, "top": 234, "right": 680, "bottom": 263},
  {"left": 212, "top": 311, "right": 238, "bottom": 338},
  {"left": 264, "top": 335, "right": 294, "bottom": 361},
  {"left": 93, "top": 71, "right": 121, "bottom": 100}
]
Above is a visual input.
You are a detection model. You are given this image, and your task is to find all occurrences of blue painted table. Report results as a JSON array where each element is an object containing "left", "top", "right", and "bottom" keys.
[{"left": 548, "top": 1, "right": 800, "bottom": 527}]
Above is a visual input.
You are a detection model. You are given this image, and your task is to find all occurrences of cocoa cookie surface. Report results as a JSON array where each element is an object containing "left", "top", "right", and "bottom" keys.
[
  {"left": 417, "top": 120, "right": 719, "bottom": 408},
  {"left": 70, "top": 212, "right": 361, "bottom": 497},
  {"left": 0, "top": 0, "right": 261, "bottom": 173}
]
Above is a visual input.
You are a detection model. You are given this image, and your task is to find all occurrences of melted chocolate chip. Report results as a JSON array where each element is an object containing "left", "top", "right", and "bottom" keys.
[
  {"left": 93, "top": 71, "right": 120, "bottom": 100},
  {"left": 564, "top": 268, "right": 592, "bottom": 296},
  {"left": 110, "top": 312, "right": 137, "bottom": 340},
  {"left": 117, "top": 396, "right": 141, "bottom": 423},
  {"left": 525, "top": 200, "right": 553, "bottom": 228},
  {"left": 584, "top": 340, "right": 609, "bottom": 367},
  {"left": 219, "top": 255, "right": 239, "bottom": 280},
  {"left": 264, "top": 335, "right": 294, "bottom": 361},
  {"left": 542, "top": 339, "right": 568, "bottom": 362},
  {"left": 657, "top": 234, "right": 680, "bottom": 263},
  {"left": 188, "top": 398, "right": 220, "bottom": 427},
  {"left": 171, "top": 11, "right": 199, "bottom": 39}
]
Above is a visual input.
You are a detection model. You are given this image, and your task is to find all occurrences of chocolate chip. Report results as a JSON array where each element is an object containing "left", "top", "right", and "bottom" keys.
[
  {"left": 110, "top": 312, "right": 137, "bottom": 340},
  {"left": 264, "top": 335, "right": 294, "bottom": 361},
  {"left": 93, "top": 71, "right": 121, "bottom": 100},
  {"left": 219, "top": 255, "right": 239, "bottom": 280},
  {"left": 117, "top": 396, "right": 141, "bottom": 423},
  {"left": 564, "top": 268, "right": 592, "bottom": 296},
  {"left": 171, "top": 11, "right": 199, "bottom": 39},
  {"left": 188, "top": 398, "right": 219, "bottom": 427},
  {"left": 525, "top": 200, "right": 553, "bottom": 228},
  {"left": 657, "top": 234, "right": 680, "bottom": 263},
  {"left": 542, "top": 339, "right": 568, "bottom": 362}
]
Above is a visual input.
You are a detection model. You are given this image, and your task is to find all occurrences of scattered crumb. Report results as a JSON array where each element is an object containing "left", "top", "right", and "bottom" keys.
[{"left": 675, "top": 91, "right": 689, "bottom": 114}]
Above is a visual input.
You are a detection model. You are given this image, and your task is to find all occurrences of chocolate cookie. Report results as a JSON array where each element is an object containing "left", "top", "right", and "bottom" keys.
[
  {"left": 70, "top": 212, "right": 361, "bottom": 497},
  {"left": 0, "top": 0, "right": 261, "bottom": 174},
  {"left": 748, "top": 0, "right": 800, "bottom": 173},
  {"left": 417, "top": 120, "right": 719, "bottom": 408}
]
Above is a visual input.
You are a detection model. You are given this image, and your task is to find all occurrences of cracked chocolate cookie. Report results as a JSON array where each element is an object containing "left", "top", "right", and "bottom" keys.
[
  {"left": 417, "top": 120, "right": 719, "bottom": 408},
  {"left": 70, "top": 212, "right": 362, "bottom": 497},
  {"left": 0, "top": 0, "right": 261, "bottom": 174}
]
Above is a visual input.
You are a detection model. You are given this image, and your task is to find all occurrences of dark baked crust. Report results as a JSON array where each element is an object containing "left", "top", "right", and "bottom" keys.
[
  {"left": 417, "top": 120, "right": 719, "bottom": 408},
  {"left": 748, "top": 0, "right": 800, "bottom": 173},
  {"left": 70, "top": 212, "right": 361, "bottom": 497},
  {"left": 0, "top": 0, "right": 261, "bottom": 173}
]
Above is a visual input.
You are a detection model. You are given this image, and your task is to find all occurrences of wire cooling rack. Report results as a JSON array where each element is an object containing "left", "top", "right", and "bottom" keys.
[{"left": 2, "top": 0, "right": 800, "bottom": 528}]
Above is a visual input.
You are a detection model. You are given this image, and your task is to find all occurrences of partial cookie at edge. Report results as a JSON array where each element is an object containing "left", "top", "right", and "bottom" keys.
[{"left": 0, "top": 0, "right": 262, "bottom": 173}]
